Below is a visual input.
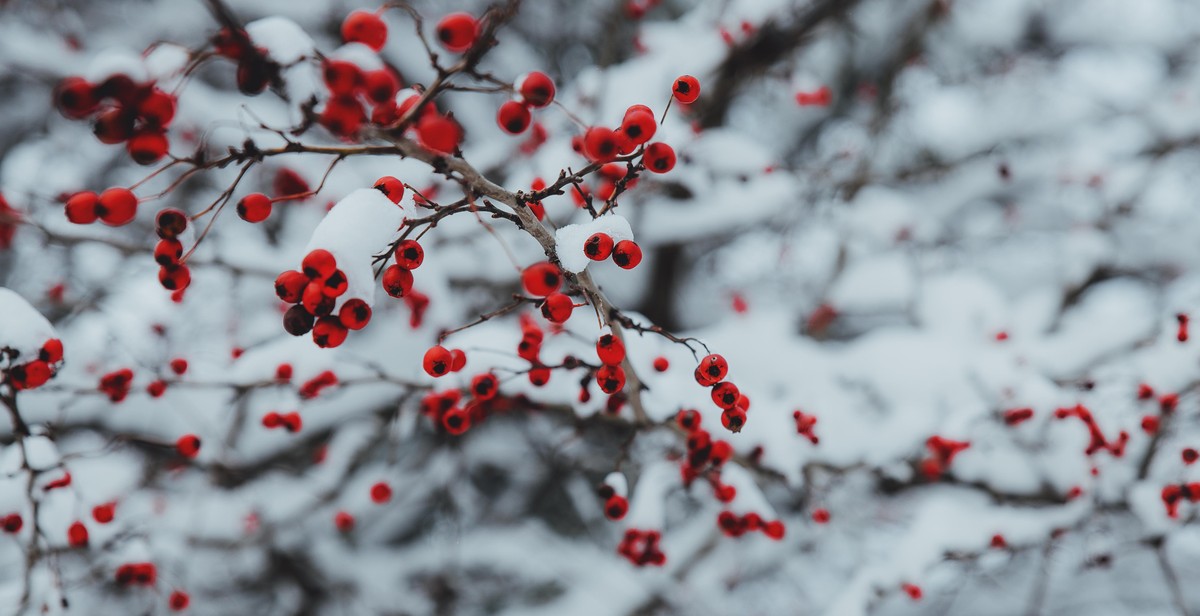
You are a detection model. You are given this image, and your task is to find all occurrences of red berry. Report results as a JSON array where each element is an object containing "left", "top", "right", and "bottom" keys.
[
  {"left": 2, "top": 514, "right": 22, "bottom": 533},
  {"left": 604, "top": 495, "right": 628, "bottom": 520},
  {"left": 370, "top": 481, "right": 392, "bottom": 503},
  {"left": 139, "top": 89, "right": 176, "bottom": 127},
  {"left": 382, "top": 264, "right": 414, "bottom": 298},
  {"left": 40, "top": 339, "right": 64, "bottom": 364},
  {"left": 442, "top": 407, "right": 470, "bottom": 435},
  {"left": 497, "top": 100, "right": 532, "bottom": 134},
  {"left": 67, "top": 521, "right": 89, "bottom": 547},
  {"left": 302, "top": 249, "right": 337, "bottom": 281},
  {"left": 323, "top": 60, "right": 363, "bottom": 96},
  {"left": 471, "top": 373, "right": 499, "bottom": 400},
  {"left": 275, "top": 363, "right": 293, "bottom": 381},
  {"left": 721, "top": 407, "right": 746, "bottom": 432},
  {"left": 394, "top": 240, "right": 424, "bottom": 269},
  {"left": 54, "top": 77, "right": 98, "bottom": 119},
  {"left": 364, "top": 69, "right": 400, "bottom": 104},
  {"left": 168, "top": 590, "right": 190, "bottom": 611},
  {"left": 764, "top": 520, "right": 785, "bottom": 540},
  {"left": 274, "top": 270, "right": 308, "bottom": 302},
  {"left": 155, "top": 208, "right": 188, "bottom": 239},
  {"left": 583, "top": 126, "right": 619, "bottom": 163},
  {"left": 339, "top": 298, "right": 372, "bottom": 330},
  {"left": 612, "top": 240, "right": 642, "bottom": 269},
  {"left": 320, "top": 96, "right": 367, "bottom": 137},
  {"left": 92, "top": 503, "right": 115, "bottom": 524},
  {"left": 450, "top": 349, "right": 467, "bottom": 372},
  {"left": 321, "top": 269, "right": 348, "bottom": 298},
  {"left": 312, "top": 316, "right": 348, "bottom": 348},
  {"left": 342, "top": 10, "right": 388, "bottom": 51},
  {"left": 672, "top": 75, "right": 700, "bottom": 104},
  {"left": 541, "top": 292, "right": 574, "bottom": 323},
  {"left": 158, "top": 264, "right": 191, "bottom": 291},
  {"left": 596, "top": 365, "right": 625, "bottom": 394},
  {"left": 65, "top": 191, "right": 100, "bottom": 224},
  {"left": 653, "top": 356, "right": 669, "bottom": 372},
  {"left": 176, "top": 434, "right": 201, "bottom": 459},
  {"left": 154, "top": 239, "right": 183, "bottom": 266},
  {"left": 374, "top": 176, "right": 405, "bottom": 203},
  {"left": 127, "top": 129, "right": 168, "bottom": 165},
  {"left": 596, "top": 334, "right": 625, "bottom": 366},
  {"left": 516, "top": 71, "right": 556, "bottom": 108},
  {"left": 237, "top": 193, "right": 272, "bottom": 223},
  {"left": 643, "top": 142, "right": 676, "bottom": 173},
  {"left": 334, "top": 511, "right": 355, "bottom": 532},
  {"left": 521, "top": 262, "right": 562, "bottom": 296},
  {"left": 695, "top": 353, "right": 728, "bottom": 386},
  {"left": 146, "top": 380, "right": 167, "bottom": 397},
  {"left": 584, "top": 233, "right": 614, "bottom": 261},
  {"left": 416, "top": 114, "right": 463, "bottom": 154},
  {"left": 621, "top": 108, "right": 657, "bottom": 144},
  {"left": 436, "top": 12, "right": 479, "bottom": 53},
  {"left": 93, "top": 107, "right": 135, "bottom": 144},
  {"left": 97, "top": 188, "right": 138, "bottom": 226},
  {"left": 812, "top": 508, "right": 830, "bottom": 524},
  {"left": 1184, "top": 448, "right": 1199, "bottom": 465},
  {"left": 529, "top": 366, "right": 550, "bottom": 386},
  {"left": 424, "top": 345, "right": 453, "bottom": 377},
  {"left": 712, "top": 381, "right": 740, "bottom": 409}
]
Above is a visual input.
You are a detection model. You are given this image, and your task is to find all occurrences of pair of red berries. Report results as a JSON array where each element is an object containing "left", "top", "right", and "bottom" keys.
[
  {"left": 594, "top": 334, "right": 628, "bottom": 394},
  {"left": 519, "top": 261, "right": 579, "bottom": 323},
  {"left": 54, "top": 74, "right": 177, "bottom": 164},
  {"left": 584, "top": 233, "right": 644, "bottom": 269},
  {"left": 382, "top": 238, "right": 425, "bottom": 299},
  {"left": 496, "top": 72, "right": 556, "bottom": 135},
  {"left": 276, "top": 249, "right": 366, "bottom": 348},
  {"left": 7, "top": 338, "right": 63, "bottom": 391},
  {"left": 114, "top": 562, "right": 157, "bottom": 586},
  {"left": 65, "top": 188, "right": 138, "bottom": 227},
  {"left": 422, "top": 345, "right": 468, "bottom": 378},
  {"left": 262, "top": 411, "right": 303, "bottom": 432}
]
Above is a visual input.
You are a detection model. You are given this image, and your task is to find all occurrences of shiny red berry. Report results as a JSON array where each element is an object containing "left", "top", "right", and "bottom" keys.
[
  {"left": 583, "top": 126, "right": 619, "bottom": 163},
  {"left": 516, "top": 71, "right": 556, "bottom": 108},
  {"left": 302, "top": 249, "right": 337, "bottom": 281},
  {"left": 370, "top": 481, "right": 392, "bottom": 503},
  {"left": 596, "top": 334, "right": 625, "bottom": 365},
  {"left": 176, "top": 434, "right": 201, "bottom": 459},
  {"left": 695, "top": 353, "right": 728, "bottom": 386},
  {"left": 436, "top": 13, "right": 479, "bottom": 53},
  {"left": 621, "top": 108, "right": 657, "bottom": 144},
  {"left": 65, "top": 191, "right": 100, "bottom": 224},
  {"left": 643, "top": 142, "right": 676, "bottom": 173},
  {"left": 382, "top": 264, "right": 414, "bottom": 298},
  {"left": 521, "top": 262, "right": 561, "bottom": 296},
  {"left": 423, "top": 345, "right": 453, "bottom": 377},
  {"left": 342, "top": 10, "right": 388, "bottom": 51},
  {"left": 338, "top": 298, "right": 372, "bottom": 330},
  {"left": 394, "top": 240, "right": 424, "bottom": 269},
  {"left": 584, "top": 233, "right": 614, "bottom": 260},
  {"left": 312, "top": 317, "right": 348, "bottom": 348},
  {"left": 127, "top": 129, "right": 168, "bottom": 165},
  {"left": 97, "top": 188, "right": 138, "bottom": 226},
  {"left": 374, "top": 176, "right": 405, "bottom": 203},
  {"left": 237, "top": 193, "right": 272, "bottom": 223},
  {"left": 672, "top": 75, "right": 700, "bottom": 104},
  {"left": 612, "top": 240, "right": 642, "bottom": 269},
  {"left": 155, "top": 208, "right": 188, "bottom": 239},
  {"left": 541, "top": 292, "right": 574, "bottom": 323},
  {"left": 497, "top": 100, "right": 532, "bottom": 134}
]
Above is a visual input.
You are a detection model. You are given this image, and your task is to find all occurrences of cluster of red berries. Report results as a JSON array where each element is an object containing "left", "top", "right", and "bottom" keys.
[
  {"left": 276, "top": 249, "right": 364, "bottom": 348},
  {"left": 520, "top": 261, "right": 578, "bottom": 324},
  {"left": 318, "top": 53, "right": 404, "bottom": 138},
  {"left": 114, "top": 562, "right": 157, "bottom": 586},
  {"left": 298, "top": 370, "right": 338, "bottom": 399},
  {"left": 54, "top": 74, "right": 177, "bottom": 164},
  {"left": 693, "top": 354, "right": 747, "bottom": 432},
  {"left": 1161, "top": 482, "right": 1200, "bottom": 518},
  {"left": 4, "top": 338, "right": 63, "bottom": 391},
  {"left": 262, "top": 411, "right": 303, "bottom": 433},
  {"left": 717, "top": 510, "right": 785, "bottom": 540},
  {"left": 792, "top": 410, "right": 819, "bottom": 444},
  {"left": 676, "top": 410, "right": 734, "bottom": 487},
  {"left": 152, "top": 207, "right": 193, "bottom": 294},
  {"left": 1053, "top": 404, "right": 1129, "bottom": 458},
  {"left": 617, "top": 529, "right": 665, "bottom": 567},
  {"left": 212, "top": 27, "right": 277, "bottom": 95},
  {"left": 99, "top": 368, "right": 135, "bottom": 402},
  {"left": 583, "top": 232, "right": 643, "bottom": 269},
  {"left": 575, "top": 105, "right": 675, "bottom": 174},
  {"left": 920, "top": 435, "right": 971, "bottom": 479},
  {"left": 496, "top": 71, "right": 555, "bottom": 135}
]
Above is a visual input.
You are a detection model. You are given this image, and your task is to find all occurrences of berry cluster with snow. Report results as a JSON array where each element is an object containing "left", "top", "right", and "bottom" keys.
[{"left": 2, "top": 0, "right": 1200, "bottom": 614}]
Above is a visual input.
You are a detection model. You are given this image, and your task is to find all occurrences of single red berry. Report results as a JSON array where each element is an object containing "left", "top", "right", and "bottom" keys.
[
  {"left": 764, "top": 520, "right": 785, "bottom": 540},
  {"left": 334, "top": 510, "right": 355, "bottom": 532},
  {"left": 516, "top": 71, "right": 556, "bottom": 107},
  {"left": 394, "top": 240, "right": 424, "bottom": 269},
  {"left": 652, "top": 356, "right": 669, "bottom": 372},
  {"left": 424, "top": 345, "right": 453, "bottom": 377},
  {"left": 54, "top": 77, "right": 98, "bottom": 119},
  {"left": 621, "top": 108, "right": 657, "bottom": 144},
  {"left": 364, "top": 69, "right": 400, "bottom": 104},
  {"left": 416, "top": 114, "right": 463, "bottom": 154},
  {"left": 339, "top": 298, "right": 372, "bottom": 330},
  {"left": 450, "top": 349, "right": 467, "bottom": 372},
  {"left": 67, "top": 521, "right": 89, "bottom": 547},
  {"left": 471, "top": 373, "right": 499, "bottom": 400},
  {"left": 1184, "top": 448, "right": 1199, "bottom": 465},
  {"left": 382, "top": 264, "right": 414, "bottom": 298},
  {"left": 436, "top": 12, "right": 479, "bottom": 53},
  {"left": 497, "top": 100, "right": 532, "bottom": 134},
  {"left": 323, "top": 60, "right": 364, "bottom": 97},
  {"left": 302, "top": 249, "right": 337, "bottom": 281},
  {"left": 139, "top": 89, "right": 176, "bottom": 127},
  {"left": 321, "top": 269, "right": 349, "bottom": 298},
  {"left": 529, "top": 366, "right": 550, "bottom": 386},
  {"left": 584, "top": 233, "right": 614, "bottom": 260},
  {"left": 374, "top": 176, "right": 405, "bottom": 203},
  {"left": 643, "top": 142, "right": 676, "bottom": 173},
  {"left": 146, "top": 380, "right": 167, "bottom": 397},
  {"left": 168, "top": 590, "right": 190, "bottom": 611},
  {"left": 127, "top": 130, "right": 169, "bottom": 165},
  {"left": 158, "top": 264, "right": 191, "bottom": 291},
  {"left": 597, "top": 334, "right": 625, "bottom": 365},
  {"left": 902, "top": 583, "right": 923, "bottom": 601},
  {"left": 97, "top": 188, "right": 138, "bottom": 226},
  {"left": 442, "top": 406, "right": 471, "bottom": 435},
  {"left": 282, "top": 304, "right": 316, "bottom": 336},
  {"left": 92, "top": 502, "right": 116, "bottom": 524},
  {"left": 281, "top": 412, "right": 303, "bottom": 433},
  {"left": 596, "top": 365, "right": 625, "bottom": 394},
  {"left": 176, "top": 434, "right": 201, "bottom": 459},
  {"left": 612, "top": 240, "right": 643, "bottom": 269},
  {"left": 721, "top": 407, "right": 746, "bottom": 432},
  {"left": 93, "top": 107, "right": 135, "bottom": 144},
  {"left": 2, "top": 514, "right": 22, "bottom": 534},
  {"left": 672, "top": 75, "right": 700, "bottom": 104},
  {"left": 695, "top": 354, "right": 728, "bottom": 386},
  {"left": 274, "top": 270, "right": 307, "bottom": 303},
  {"left": 312, "top": 317, "right": 348, "bottom": 348},
  {"left": 153, "top": 239, "right": 182, "bottom": 266},
  {"left": 168, "top": 358, "right": 188, "bottom": 375},
  {"left": 342, "top": 9, "right": 388, "bottom": 51},
  {"left": 521, "top": 262, "right": 562, "bottom": 296},
  {"left": 370, "top": 481, "right": 393, "bottom": 503},
  {"left": 65, "top": 191, "right": 100, "bottom": 224},
  {"left": 541, "top": 292, "right": 574, "bottom": 323},
  {"left": 155, "top": 208, "right": 188, "bottom": 239},
  {"left": 40, "top": 339, "right": 64, "bottom": 364},
  {"left": 712, "top": 381, "right": 740, "bottom": 409},
  {"left": 604, "top": 495, "right": 628, "bottom": 520},
  {"left": 276, "top": 363, "right": 293, "bottom": 381},
  {"left": 237, "top": 193, "right": 272, "bottom": 223},
  {"left": 583, "top": 126, "right": 619, "bottom": 163}
]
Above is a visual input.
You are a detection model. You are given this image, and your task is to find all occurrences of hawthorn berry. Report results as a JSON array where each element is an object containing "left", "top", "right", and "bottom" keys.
[
  {"left": 302, "top": 249, "right": 337, "bottom": 281},
  {"left": 672, "top": 75, "right": 700, "bottom": 104},
  {"left": 92, "top": 503, "right": 115, "bottom": 524},
  {"left": 521, "top": 261, "right": 562, "bottom": 296},
  {"left": 450, "top": 349, "right": 467, "bottom": 372},
  {"left": 712, "top": 381, "right": 740, "bottom": 409},
  {"left": 721, "top": 407, "right": 746, "bottom": 432},
  {"left": 382, "top": 264, "right": 414, "bottom": 298},
  {"left": 417, "top": 114, "right": 463, "bottom": 154},
  {"left": 93, "top": 108, "right": 135, "bottom": 144},
  {"left": 529, "top": 366, "right": 550, "bottom": 386},
  {"left": 54, "top": 77, "right": 98, "bottom": 119},
  {"left": 158, "top": 264, "right": 191, "bottom": 291},
  {"left": 374, "top": 176, "right": 405, "bottom": 203},
  {"left": 676, "top": 409, "right": 701, "bottom": 431},
  {"left": 584, "top": 233, "right": 614, "bottom": 261},
  {"left": 604, "top": 495, "right": 628, "bottom": 520},
  {"left": 312, "top": 317, "right": 348, "bottom": 348},
  {"left": 514, "top": 71, "right": 556, "bottom": 108},
  {"left": 322, "top": 270, "right": 348, "bottom": 297},
  {"left": 643, "top": 142, "right": 676, "bottom": 173},
  {"left": 40, "top": 339, "right": 64, "bottom": 364},
  {"left": 584, "top": 126, "right": 619, "bottom": 163},
  {"left": 424, "top": 345, "right": 453, "bottom": 377},
  {"left": 596, "top": 365, "right": 626, "bottom": 394},
  {"left": 155, "top": 208, "right": 188, "bottom": 239},
  {"left": 471, "top": 373, "right": 499, "bottom": 400},
  {"left": 764, "top": 520, "right": 785, "bottom": 540},
  {"left": 339, "top": 299, "right": 372, "bottom": 330},
  {"left": 2, "top": 514, "right": 22, "bottom": 534},
  {"left": 597, "top": 334, "right": 626, "bottom": 365},
  {"left": 334, "top": 511, "right": 355, "bottom": 532},
  {"left": 653, "top": 356, "right": 669, "bottom": 372},
  {"left": 280, "top": 412, "right": 303, "bottom": 433},
  {"left": 612, "top": 240, "right": 642, "bottom": 269},
  {"left": 65, "top": 191, "right": 100, "bottom": 224},
  {"left": 98, "top": 187, "right": 138, "bottom": 226},
  {"left": 1184, "top": 448, "right": 1199, "bottom": 465},
  {"left": 127, "top": 130, "right": 168, "bottom": 165},
  {"left": 394, "top": 240, "right": 424, "bottom": 269},
  {"left": 146, "top": 380, "right": 167, "bottom": 397},
  {"left": 695, "top": 353, "right": 728, "bottom": 386},
  {"left": 139, "top": 89, "right": 176, "bottom": 127},
  {"left": 153, "top": 239, "right": 182, "bottom": 266},
  {"left": 364, "top": 69, "right": 400, "bottom": 104},
  {"left": 176, "top": 434, "right": 201, "bottom": 459},
  {"left": 168, "top": 590, "right": 190, "bottom": 611},
  {"left": 436, "top": 12, "right": 479, "bottom": 53},
  {"left": 320, "top": 96, "right": 367, "bottom": 137},
  {"left": 621, "top": 108, "right": 657, "bottom": 144},
  {"left": 812, "top": 508, "right": 831, "bottom": 524},
  {"left": 442, "top": 407, "right": 470, "bottom": 435},
  {"left": 237, "top": 193, "right": 272, "bottom": 223},
  {"left": 283, "top": 305, "right": 315, "bottom": 336},
  {"left": 276, "top": 363, "right": 293, "bottom": 381},
  {"left": 541, "top": 292, "right": 574, "bottom": 323},
  {"left": 342, "top": 9, "right": 388, "bottom": 51},
  {"left": 370, "top": 481, "right": 392, "bottom": 504},
  {"left": 497, "top": 100, "right": 532, "bottom": 134},
  {"left": 67, "top": 521, "right": 89, "bottom": 547}
]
